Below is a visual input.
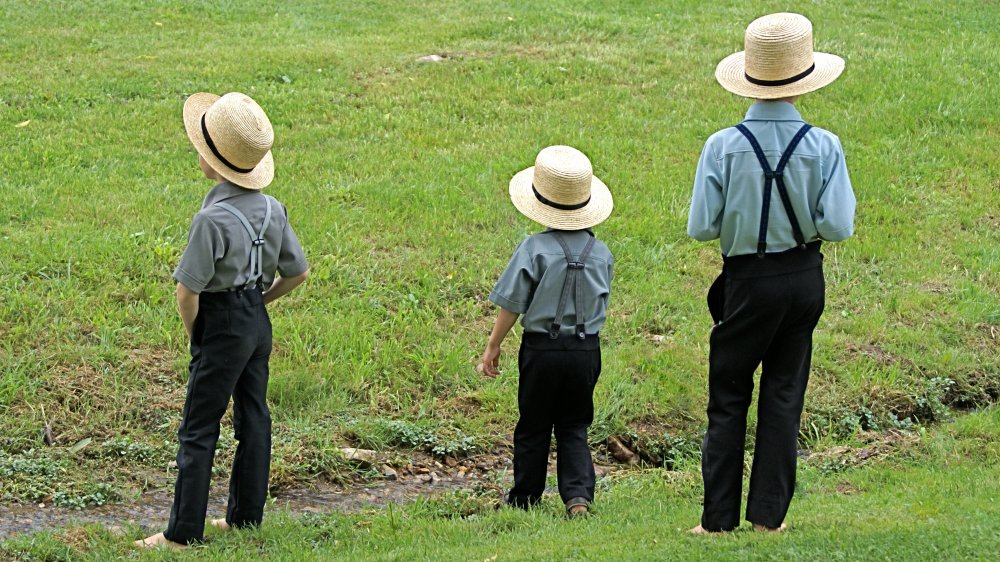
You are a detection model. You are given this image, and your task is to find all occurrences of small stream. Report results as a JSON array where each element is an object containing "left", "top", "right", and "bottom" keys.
[{"left": 0, "top": 475, "right": 484, "bottom": 541}]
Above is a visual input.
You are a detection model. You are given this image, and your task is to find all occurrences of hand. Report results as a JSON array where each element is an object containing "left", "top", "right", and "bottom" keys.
[{"left": 480, "top": 343, "right": 501, "bottom": 378}]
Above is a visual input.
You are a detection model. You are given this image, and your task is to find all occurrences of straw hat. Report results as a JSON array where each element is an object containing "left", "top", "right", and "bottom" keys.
[
  {"left": 715, "top": 13, "right": 844, "bottom": 99},
  {"left": 508, "top": 146, "right": 613, "bottom": 230},
  {"left": 183, "top": 92, "right": 274, "bottom": 190}
]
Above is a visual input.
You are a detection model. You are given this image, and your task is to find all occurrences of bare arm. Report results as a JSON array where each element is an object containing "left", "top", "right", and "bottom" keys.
[
  {"left": 176, "top": 283, "right": 200, "bottom": 339},
  {"left": 480, "top": 307, "right": 519, "bottom": 378},
  {"left": 263, "top": 269, "right": 309, "bottom": 305}
]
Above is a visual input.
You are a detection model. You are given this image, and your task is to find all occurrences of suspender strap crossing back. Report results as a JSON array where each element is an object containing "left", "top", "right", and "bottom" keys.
[
  {"left": 547, "top": 231, "right": 596, "bottom": 340},
  {"left": 215, "top": 195, "right": 272, "bottom": 288},
  {"left": 734, "top": 123, "right": 812, "bottom": 257}
]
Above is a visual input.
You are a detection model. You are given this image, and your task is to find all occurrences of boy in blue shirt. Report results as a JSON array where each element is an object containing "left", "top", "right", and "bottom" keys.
[
  {"left": 481, "top": 145, "right": 614, "bottom": 517},
  {"left": 687, "top": 13, "right": 856, "bottom": 534}
]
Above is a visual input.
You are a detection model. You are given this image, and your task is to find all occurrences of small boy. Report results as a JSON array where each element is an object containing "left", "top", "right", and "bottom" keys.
[
  {"left": 138, "top": 92, "right": 309, "bottom": 547},
  {"left": 687, "top": 13, "right": 856, "bottom": 533},
  {"left": 481, "top": 145, "right": 614, "bottom": 517}
]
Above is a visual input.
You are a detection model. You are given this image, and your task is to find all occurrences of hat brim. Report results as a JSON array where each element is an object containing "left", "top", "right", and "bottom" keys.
[
  {"left": 182, "top": 92, "right": 274, "bottom": 190},
  {"left": 715, "top": 51, "right": 844, "bottom": 99},
  {"left": 509, "top": 167, "right": 614, "bottom": 230}
]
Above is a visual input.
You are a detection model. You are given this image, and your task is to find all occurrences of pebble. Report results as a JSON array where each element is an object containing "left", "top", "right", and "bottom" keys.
[
  {"left": 416, "top": 54, "right": 445, "bottom": 62},
  {"left": 381, "top": 465, "right": 398, "bottom": 481}
]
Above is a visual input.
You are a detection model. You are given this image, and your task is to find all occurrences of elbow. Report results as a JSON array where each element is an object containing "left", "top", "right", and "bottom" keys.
[
  {"left": 818, "top": 225, "right": 854, "bottom": 242},
  {"left": 688, "top": 227, "right": 719, "bottom": 242}
]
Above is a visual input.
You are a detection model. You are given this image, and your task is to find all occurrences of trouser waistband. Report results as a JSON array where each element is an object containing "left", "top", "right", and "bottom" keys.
[
  {"left": 199, "top": 286, "right": 264, "bottom": 309},
  {"left": 522, "top": 332, "right": 600, "bottom": 351},
  {"left": 723, "top": 241, "right": 822, "bottom": 279}
]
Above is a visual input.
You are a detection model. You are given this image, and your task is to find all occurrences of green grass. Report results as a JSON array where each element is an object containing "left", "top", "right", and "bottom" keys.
[
  {"left": 3, "top": 407, "right": 999, "bottom": 560},
  {"left": 0, "top": 0, "right": 998, "bottom": 558}
]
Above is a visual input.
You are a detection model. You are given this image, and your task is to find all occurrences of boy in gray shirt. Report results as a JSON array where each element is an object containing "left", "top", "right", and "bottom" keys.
[
  {"left": 481, "top": 145, "right": 614, "bottom": 517},
  {"left": 687, "top": 13, "right": 855, "bottom": 534},
  {"left": 138, "top": 92, "right": 309, "bottom": 548}
]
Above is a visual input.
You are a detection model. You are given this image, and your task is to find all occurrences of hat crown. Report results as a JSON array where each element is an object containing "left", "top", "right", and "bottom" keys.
[
  {"left": 203, "top": 93, "right": 274, "bottom": 170},
  {"left": 532, "top": 146, "right": 593, "bottom": 206},
  {"left": 744, "top": 13, "right": 815, "bottom": 82}
]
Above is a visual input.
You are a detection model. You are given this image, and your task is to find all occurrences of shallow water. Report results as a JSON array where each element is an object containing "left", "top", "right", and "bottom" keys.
[{"left": 0, "top": 475, "right": 482, "bottom": 540}]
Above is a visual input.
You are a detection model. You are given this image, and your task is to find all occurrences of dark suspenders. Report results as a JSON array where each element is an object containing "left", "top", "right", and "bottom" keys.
[
  {"left": 546, "top": 231, "right": 596, "bottom": 340},
  {"left": 734, "top": 123, "right": 812, "bottom": 257}
]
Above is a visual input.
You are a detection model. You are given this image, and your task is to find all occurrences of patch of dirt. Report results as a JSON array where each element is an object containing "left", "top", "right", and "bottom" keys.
[
  {"left": 835, "top": 481, "right": 862, "bottom": 495},
  {"left": 806, "top": 429, "right": 920, "bottom": 473},
  {"left": 846, "top": 343, "right": 922, "bottom": 374}
]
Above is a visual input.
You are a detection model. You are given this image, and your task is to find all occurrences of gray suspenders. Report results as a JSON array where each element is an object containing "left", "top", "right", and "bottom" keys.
[
  {"left": 214, "top": 195, "right": 272, "bottom": 289},
  {"left": 546, "top": 231, "right": 596, "bottom": 340}
]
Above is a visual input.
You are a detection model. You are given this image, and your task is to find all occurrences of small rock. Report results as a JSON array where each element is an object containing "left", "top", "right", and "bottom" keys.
[
  {"left": 417, "top": 474, "right": 432, "bottom": 483},
  {"left": 444, "top": 456, "right": 458, "bottom": 468},
  {"left": 430, "top": 471, "right": 440, "bottom": 483},
  {"left": 650, "top": 334, "right": 665, "bottom": 344},
  {"left": 340, "top": 448, "right": 378, "bottom": 467},
  {"left": 416, "top": 466, "right": 430, "bottom": 474},
  {"left": 381, "top": 465, "right": 398, "bottom": 481},
  {"left": 38, "top": 503, "right": 45, "bottom": 508},
  {"left": 168, "top": 461, "right": 178, "bottom": 469},
  {"left": 416, "top": 54, "right": 445, "bottom": 63},
  {"left": 457, "top": 465, "right": 468, "bottom": 473},
  {"left": 433, "top": 460, "right": 443, "bottom": 468},
  {"left": 405, "top": 463, "right": 414, "bottom": 473},
  {"left": 476, "top": 463, "right": 491, "bottom": 471},
  {"left": 857, "top": 448, "right": 873, "bottom": 460}
]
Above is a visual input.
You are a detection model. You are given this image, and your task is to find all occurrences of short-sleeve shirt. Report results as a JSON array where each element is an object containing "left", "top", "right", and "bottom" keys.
[
  {"left": 173, "top": 182, "right": 309, "bottom": 293},
  {"left": 687, "top": 101, "right": 856, "bottom": 257},
  {"left": 489, "top": 229, "right": 614, "bottom": 335}
]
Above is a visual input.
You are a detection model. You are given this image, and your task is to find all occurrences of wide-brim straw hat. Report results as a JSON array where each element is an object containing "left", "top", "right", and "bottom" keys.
[
  {"left": 509, "top": 145, "right": 613, "bottom": 230},
  {"left": 183, "top": 92, "right": 275, "bottom": 190},
  {"left": 715, "top": 12, "right": 844, "bottom": 99}
]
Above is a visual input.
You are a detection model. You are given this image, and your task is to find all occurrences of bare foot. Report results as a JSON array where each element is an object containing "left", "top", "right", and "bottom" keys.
[
  {"left": 752, "top": 523, "right": 788, "bottom": 533},
  {"left": 688, "top": 525, "right": 725, "bottom": 535},
  {"left": 210, "top": 518, "right": 231, "bottom": 531},
  {"left": 134, "top": 532, "right": 186, "bottom": 549}
]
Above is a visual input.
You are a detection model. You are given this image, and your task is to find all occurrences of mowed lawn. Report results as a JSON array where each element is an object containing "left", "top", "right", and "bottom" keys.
[{"left": 0, "top": 0, "right": 998, "bottom": 559}]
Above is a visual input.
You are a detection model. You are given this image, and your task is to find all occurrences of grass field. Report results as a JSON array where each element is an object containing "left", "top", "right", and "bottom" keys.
[{"left": 1, "top": 0, "right": 998, "bottom": 559}]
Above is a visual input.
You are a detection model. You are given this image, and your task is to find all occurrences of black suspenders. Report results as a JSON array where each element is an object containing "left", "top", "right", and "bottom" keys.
[
  {"left": 734, "top": 123, "right": 812, "bottom": 257},
  {"left": 546, "top": 231, "right": 596, "bottom": 340}
]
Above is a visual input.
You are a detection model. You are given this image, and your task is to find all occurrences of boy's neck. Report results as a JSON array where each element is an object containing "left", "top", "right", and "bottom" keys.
[{"left": 757, "top": 95, "right": 799, "bottom": 105}]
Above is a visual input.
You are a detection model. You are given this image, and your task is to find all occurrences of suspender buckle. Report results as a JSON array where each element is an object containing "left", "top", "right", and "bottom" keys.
[
  {"left": 576, "top": 324, "right": 586, "bottom": 340},
  {"left": 252, "top": 238, "right": 265, "bottom": 247},
  {"left": 548, "top": 324, "right": 560, "bottom": 340},
  {"left": 567, "top": 261, "right": 585, "bottom": 270}
]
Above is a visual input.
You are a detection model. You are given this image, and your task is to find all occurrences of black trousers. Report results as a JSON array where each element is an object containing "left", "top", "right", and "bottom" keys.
[
  {"left": 508, "top": 333, "right": 601, "bottom": 508},
  {"left": 164, "top": 287, "right": 272, "bottom": 544},
  {"left": 700, "top": 246, "right": 825, "bottom": 531}
]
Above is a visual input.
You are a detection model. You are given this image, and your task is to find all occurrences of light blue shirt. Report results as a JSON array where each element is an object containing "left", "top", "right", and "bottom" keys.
[{"left": 687, "top": 101, "right": 856, "bottom": 257}]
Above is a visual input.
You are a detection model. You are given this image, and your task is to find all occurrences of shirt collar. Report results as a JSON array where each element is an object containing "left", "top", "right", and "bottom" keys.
[
  {"left": 743, "top": 101, "right": 804, "bottom": 122},
  {"left": 201, "top": 181, "right": 255, "bottom": 209}
]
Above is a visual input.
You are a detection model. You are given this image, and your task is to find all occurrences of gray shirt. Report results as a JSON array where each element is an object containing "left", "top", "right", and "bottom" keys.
[
  {"left": 173, "top": 182, "right": 308, "bottom": 293},
  {"left": 687, "top": 101, "right": 856, "bottom": 256},
  {"left": 490, "top": 230, "right": 614, "bottom": 335}
]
